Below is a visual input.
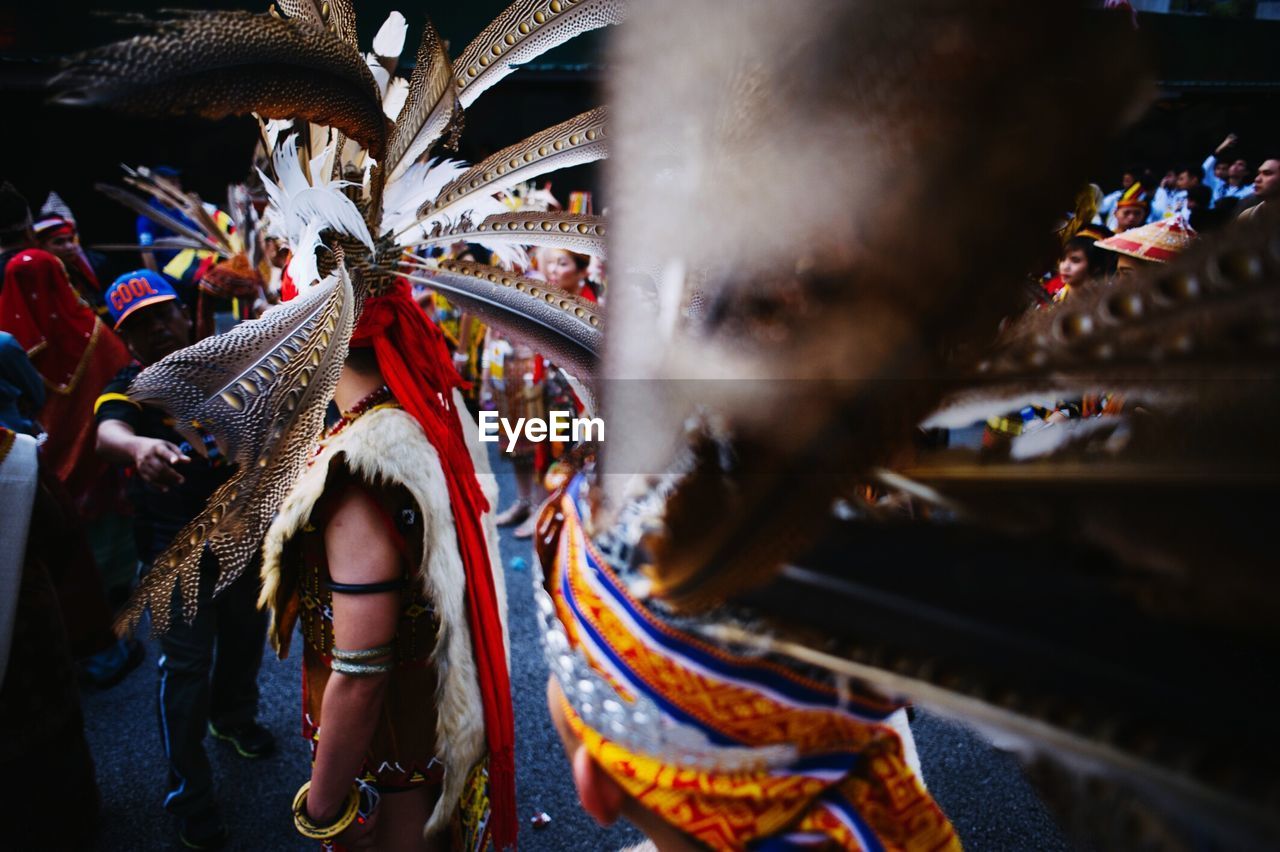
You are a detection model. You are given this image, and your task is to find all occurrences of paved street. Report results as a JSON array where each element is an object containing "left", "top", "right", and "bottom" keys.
[{"left": 83, "top": 449, "right": 1068, "bottom": 850}]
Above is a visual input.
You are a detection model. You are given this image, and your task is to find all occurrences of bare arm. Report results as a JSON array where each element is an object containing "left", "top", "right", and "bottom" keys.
[
  {"left": 96, "top": 418, "right": 189, "bottom": 489},
  {"left": 306, "top": 484, "right": 403, "bottom": 828}
]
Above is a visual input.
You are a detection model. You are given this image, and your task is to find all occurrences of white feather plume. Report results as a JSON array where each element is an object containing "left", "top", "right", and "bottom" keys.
[
  {"left": 258, "top": 134, "right": 375, "bottom": 289},
  {"left": 367, "top": 59, "right": 391, "bottom": 98},
  {"left": 383, "top": 158, "right": 470, "bottom": 238},
  {"left": 382, "top": 77, "right": 410, "bottom": 121},
  {"left": 258, "top": 117, "right": 292, "bottom": 155},
  {"left": 483, "top": 242, "right": 530, "bottom": 271},
  {"left": 372, "top": 11, "right": 408, "bottom": 59},
  {"left": 286, "top": 219, "right": 326, "bottom": 289},
  {"left": 367, "top": 11, "right": 408, "bottom": 100}
]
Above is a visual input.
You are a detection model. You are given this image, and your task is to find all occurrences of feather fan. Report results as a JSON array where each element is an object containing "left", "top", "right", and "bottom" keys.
[
  {"left": 404, "top": 108, "right": 608, "bottom": 241},
  {"left": 382, "top": 17, "right": 457, "bottom": 183},
  {"left": 270, "top": 0, "right": 357, "bottom": 48},
  {"left": 52, "top": 10, "right": 387, "bottom": 160},
  {"left": 399, "top": 211, "right": 606, "bottom": 262},
  {"left": 400, "top": 259, "right": 601, "bottom": 379},
  {"left": 118, "top": 165, "right": 232, "bottom": 254},
  {"left": 95, "top": 183, "right": 229, "bottom": 256},
  {"left": 117, "top": 269, "right": 355, "bottom": 634},
  {"left": 452, "top": 0, "right": 626, "bottom": 110},
  {"left": 603, "top": 0, "right": 1151, "bottom": 608}
]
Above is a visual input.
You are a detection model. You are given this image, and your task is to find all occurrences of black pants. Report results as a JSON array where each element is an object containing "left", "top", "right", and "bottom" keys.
[{"left": 155, "top": 554, "right": 266, "bottom": 816}]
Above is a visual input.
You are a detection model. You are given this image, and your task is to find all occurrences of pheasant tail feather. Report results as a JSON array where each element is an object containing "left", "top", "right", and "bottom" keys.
[{"left": 116, "top": 271, "right": 355, "bottom": 635}]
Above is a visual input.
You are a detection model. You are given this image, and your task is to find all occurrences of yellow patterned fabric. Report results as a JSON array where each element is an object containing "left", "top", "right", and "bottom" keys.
[{"left": 543, "top": 474, "right": 961, "bottom": 851}]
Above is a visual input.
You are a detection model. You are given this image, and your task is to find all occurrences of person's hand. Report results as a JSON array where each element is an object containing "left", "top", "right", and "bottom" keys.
[
  {"left": 131, "top": 438, "right": 190, "bottom": 489},
  {"left": 1217, "top": 133, "right": 1239, "bottom": 155},
  {"left": 1160, "top": 171, "right": 1176, "bottom": 189}
]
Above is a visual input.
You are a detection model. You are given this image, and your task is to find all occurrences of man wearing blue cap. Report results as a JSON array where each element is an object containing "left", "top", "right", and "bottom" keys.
[{"left": 95, "top": 270, "right": 273, "bottom": 851}]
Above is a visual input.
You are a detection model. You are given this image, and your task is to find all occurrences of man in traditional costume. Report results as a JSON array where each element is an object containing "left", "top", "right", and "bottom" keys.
[{"left": 261, "top": 278, "right": 513, "bottom": 850}]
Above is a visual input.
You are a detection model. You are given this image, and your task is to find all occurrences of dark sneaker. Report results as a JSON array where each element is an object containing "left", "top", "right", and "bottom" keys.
[
  {"left": 208, "top": 721, "right": 276, "bottom": 759},
  {"left": 177, "top": 808, "right": 227, "bottom": 850},
  {"left": 78, "top": 638, "right": 145, "bottom": 690}
]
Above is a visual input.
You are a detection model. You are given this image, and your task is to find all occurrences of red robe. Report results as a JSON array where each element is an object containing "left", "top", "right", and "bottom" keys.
[{"left": 0, "top": 249, "right": 131, "bottom": 504}]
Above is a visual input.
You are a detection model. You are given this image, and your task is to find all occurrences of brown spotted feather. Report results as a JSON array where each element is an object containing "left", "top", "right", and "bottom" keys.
[
  {"left": 116, "top": 271, "right": 355, "bottom": 634},
  {"left": 52, "top": 11, "right": 387, "bottom": 159}
]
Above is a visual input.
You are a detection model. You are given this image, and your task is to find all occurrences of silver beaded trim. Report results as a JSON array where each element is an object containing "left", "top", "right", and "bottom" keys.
[
  {"left": 332, "top": 644, "right": 394, "bottom": 662},
  {"left": 331, "top": 658, "right": 394, "bottom": 677},
  {"left": 535, "top": 561, "right": 795, "bottom": 773}
]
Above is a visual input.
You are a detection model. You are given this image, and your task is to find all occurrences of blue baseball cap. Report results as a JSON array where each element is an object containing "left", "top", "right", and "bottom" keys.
[{"left": 106, "top": 269, "right": 179, "bottom": 329}]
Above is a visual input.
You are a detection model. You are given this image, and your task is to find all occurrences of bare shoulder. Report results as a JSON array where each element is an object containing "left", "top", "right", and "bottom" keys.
[{"left": 322, "top": 470, "right": 404, "bottom": 586}]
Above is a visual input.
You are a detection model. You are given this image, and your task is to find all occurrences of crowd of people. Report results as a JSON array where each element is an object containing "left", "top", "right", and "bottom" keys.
[
  {"left": 0, "top": 124, "right": 1273, "bottom": 850},
  {"left": 1045, "top": 133, "right": 1275, "bottom": 305},
  {"left": 0, "top": 171, "right": 604, "bottom": 848}
]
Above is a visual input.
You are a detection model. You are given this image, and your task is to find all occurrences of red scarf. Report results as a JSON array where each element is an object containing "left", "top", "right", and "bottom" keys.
[
  {"left": 350, "top": 281, "right": 517, "bottom": 849},
  {"left": 0, "top": 248, "right": 123, "bottom": 390}
]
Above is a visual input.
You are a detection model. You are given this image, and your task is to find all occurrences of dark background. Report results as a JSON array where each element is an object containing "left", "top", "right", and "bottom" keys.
[{"left": 0, "top": 1, "right": 1278, "bottom": 284}]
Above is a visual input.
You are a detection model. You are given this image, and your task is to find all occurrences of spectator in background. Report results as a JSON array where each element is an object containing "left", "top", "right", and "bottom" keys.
[
  {"left": 1, "top": 184, "right": 143, "bottom": 688},
  {"left": 0, "top": 330, "right": 44, "bottom": 436},
  {"left": 1149, "top": 169, "right": 1176, "bottom": 221},
  {"left": 1043, "top": 224, "right": 1115, "bottom": 304},
  {"left": 1227, "top": 156, "right": 1255, "bottom": 198},
  {"left": 1099, "top": 165, "right": 1141, "bottom": 230},
  {"left": 33, "top": 213, "right": 108, "bottom": 317},
  {"left": 1112, "top": 182, "right": 1150, "bottom": 233},
  {"left": 1238, "top": 156, "right": 1278, "bottom": 221},
  {"left": 95, "top": 269, "right": 273, "bottom": 851},
  {"left": 1152, "top": 164, "right": 1203, "bottom": 222},
  {"left": 1203, "top": 134, "right": 1255, "bottom": 207},
  {"left": 1096, "top": 216, "right": 1196, "bottom": 281},
  {"left": 0, "top": 426, "right": 104, "bottom": 850},
  {"left": 1185, "top": 184, "right": 1222, "bottom": 232},
  {"left": 0, "top": 181, "right": 132, "bottom": 508},
  {"left": 540, "top": 247, "right": 595, "bottom": 302}
]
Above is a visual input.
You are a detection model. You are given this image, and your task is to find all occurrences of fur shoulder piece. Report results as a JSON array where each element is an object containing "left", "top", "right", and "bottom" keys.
[{"left": 259, "top": 401, "right": 505, "bottom": 839}]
